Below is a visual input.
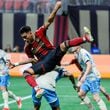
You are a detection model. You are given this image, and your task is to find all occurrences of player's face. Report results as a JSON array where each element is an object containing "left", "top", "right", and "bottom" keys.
[{"left": 21, "top": 31, "right": 34, "bottom": 44}]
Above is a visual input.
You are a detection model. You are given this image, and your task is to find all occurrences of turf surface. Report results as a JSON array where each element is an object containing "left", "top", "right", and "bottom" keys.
[{"left": 0, "top": 77, "right": 110, "bottom": 110}]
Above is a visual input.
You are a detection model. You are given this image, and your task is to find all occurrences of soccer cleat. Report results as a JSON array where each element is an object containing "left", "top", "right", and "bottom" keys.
[
  {"left": 36, "top": 88, "right": 44, "bottom": 98},
  {"left": 17, "top": 97, "right": 22, "bottom": 109},
  {"left": 83, "top": 26, "right": 94, "bottom": 42},
  {"left": 2, "top": 108, "right": 10, "bottom": 110},
  {"left": 106, "top": 94, "right": 110, "bottom": 101}
]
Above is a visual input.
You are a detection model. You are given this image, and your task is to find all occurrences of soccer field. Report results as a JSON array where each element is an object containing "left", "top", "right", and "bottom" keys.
[{"left": 0, "top": 77, "right": 110, "bottom": 110}]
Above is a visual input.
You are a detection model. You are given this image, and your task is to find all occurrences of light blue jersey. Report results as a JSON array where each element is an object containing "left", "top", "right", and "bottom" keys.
[
  {"left": 0, "top": 49, "right": 10, "bottom": 87},
  {"left": 76, "top": 48, "right": 101, "bottom": 94},
  {"left": 76, "top": 48, "right": 101, "bottom": 80},
  {"left": 35, "top": 68, "right": 65, "bottom": 91},
  {"left": 32, "top": 68, "right": 65, "bottom": 107},
  {"left": 0, "top": 49, "right": 9, "bottom": 76}
]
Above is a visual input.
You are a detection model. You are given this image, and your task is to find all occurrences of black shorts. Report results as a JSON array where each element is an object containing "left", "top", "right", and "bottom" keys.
[{"left": 31, "top": 46, "right": 66, "bottom": 75}]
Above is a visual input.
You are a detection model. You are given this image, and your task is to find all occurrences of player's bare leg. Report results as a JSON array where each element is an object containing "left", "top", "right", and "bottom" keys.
[
  {"left": 23, "top": 69, "right": 44, "bottom": 98},
  {"left": 78, "top": 91, "right": 94, "bottom": 110},
  {"left": 100, "top": 86, "right": 110, "bottom": 101},
  {"left": 2, "top": 90, "right": 9, "bottom": 110},
  {"left": 8, "top": 90, "right": 22, "bottom": 109}
]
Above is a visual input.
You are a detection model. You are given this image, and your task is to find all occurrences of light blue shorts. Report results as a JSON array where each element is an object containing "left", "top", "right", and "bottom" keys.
[
  {"left": 32, "top": 88, "right": 59, "bottom": 107},
  {"left": 0, "top": 74, "right": 10, "bottom": 87},
  {"left": 81, "top": 78, "right": 100, "bottom": 94}
]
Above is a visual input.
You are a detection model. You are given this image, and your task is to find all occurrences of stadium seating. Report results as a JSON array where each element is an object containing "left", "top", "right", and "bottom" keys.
[
  {"left": 0, "top": 0, "right": 4, "bottom": 12},
  {"left": 22, "top": 0, "right": 32, "bottom": 12},
  {"left": 0, "top": 0, "right": 55, "bottom": 13},
  {"left": 5, "top": 0, "right": 13, "bottom": 12},
  {"left": 13, "top": 0, "right": 22, "bottom": 12}
]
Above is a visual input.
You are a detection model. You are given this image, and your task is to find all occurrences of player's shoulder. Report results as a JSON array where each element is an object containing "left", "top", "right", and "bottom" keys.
[
  {"left": 80, "top": 48, "right": 89, "bottom": 54},
  {"left": 0, "top": 49, "right": 7, "bottom": 59},
  {"left": 35, "top": 25, "right": 46, "bottom": 33},
  {"left": 0, "top": 49, "right": 6, "bottom": 55},
  {"left": 0, "top": 49, "right": 5, "bottom": 52},
  {"left": 80, "top": 48, "right": 90, "bottom": 57},
  {"left": 24, "top": 42, "right": 31, "bottom": 50}
]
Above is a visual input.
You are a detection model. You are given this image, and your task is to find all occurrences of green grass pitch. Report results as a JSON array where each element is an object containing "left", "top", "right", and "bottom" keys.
[{"left": 0, "top": 77, "right": 110, "bottom": 110}]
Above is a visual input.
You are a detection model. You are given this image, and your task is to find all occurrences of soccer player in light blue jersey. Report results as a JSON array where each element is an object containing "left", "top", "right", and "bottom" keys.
[
  {"left": 21, "top": 62, "right": 76, "bottom": 110},
  {"left": 30, "top": 67, "right": 71, "bottom": 110},
  {"left": 0, "top": 49, "right": 22, "bottom": 110},
  {"left": 71, "top": 46, "right": 108, "bottom": 110}
]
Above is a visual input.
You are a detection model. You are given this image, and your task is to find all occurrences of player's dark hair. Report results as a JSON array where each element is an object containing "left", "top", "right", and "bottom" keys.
[{"left": 19, "top": 26, "right": 31, "bottom": 34}]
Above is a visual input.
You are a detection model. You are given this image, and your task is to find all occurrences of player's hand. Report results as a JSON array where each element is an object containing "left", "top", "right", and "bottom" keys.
[
  {"left": 8, "top": 63, "right": 16, "bottom": 69},
  {"left": 56, "top": 1, "right": 62, "bottom": 8},
  {"left": 6, "top": 60, "right": 15, "bottom": 69}
]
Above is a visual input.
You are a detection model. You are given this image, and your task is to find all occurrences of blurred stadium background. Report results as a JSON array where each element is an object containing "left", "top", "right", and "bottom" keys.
[
  {"left": 0, "top": 0, "right": 110, "bottom": 53},
  {"left": 0, "top": 0, "right": 110, "bottom": 109}
]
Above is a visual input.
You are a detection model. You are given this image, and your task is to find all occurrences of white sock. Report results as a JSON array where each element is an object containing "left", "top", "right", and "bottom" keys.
[
  {"left": 97, "top": 99, "right": 107, "bottom": 110},
  {"left": 2, "top": 91, "right": 9, "bottom": 108},
  {"left": 83, "top": 96, "right": 94, "bottom": 110},
  {"left": 8, "top": 90, "right": 19, "bottom": 101},
  {"left": 34, "top": 86, "right": 40, "bottom": 91}
]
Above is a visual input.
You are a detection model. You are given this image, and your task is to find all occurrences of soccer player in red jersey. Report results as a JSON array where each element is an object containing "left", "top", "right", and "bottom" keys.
[{"left": 10, "top": 1, "right": 94, "bottom": 98}]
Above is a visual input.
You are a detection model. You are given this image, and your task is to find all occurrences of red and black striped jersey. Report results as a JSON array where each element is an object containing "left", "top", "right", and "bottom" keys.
[{"left": 24, "top": 25, "right": 55, "bottom": 60}]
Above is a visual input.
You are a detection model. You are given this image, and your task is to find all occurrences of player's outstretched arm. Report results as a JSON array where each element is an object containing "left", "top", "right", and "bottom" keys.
[
  {"left": 44, "top": 1, "right": 62, "bottom": 29},
  {"left": 9, "top": 58, "right": 37, "bottom": 69}
]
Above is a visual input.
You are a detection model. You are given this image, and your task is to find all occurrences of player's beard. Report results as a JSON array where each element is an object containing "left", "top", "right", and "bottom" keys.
[{"left": 27, "top": 38, "right": 34, "bottom": 44}]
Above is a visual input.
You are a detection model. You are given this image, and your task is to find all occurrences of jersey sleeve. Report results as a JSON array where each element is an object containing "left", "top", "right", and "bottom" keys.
[{"left": 35, "top": 25, "right": 47, "bottom": 38}]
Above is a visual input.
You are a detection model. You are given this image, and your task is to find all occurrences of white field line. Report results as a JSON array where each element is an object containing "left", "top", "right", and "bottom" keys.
[
  {"left": 0, "top": 95, "right": 78, "bottom": 107},
  {"left": 0, "top": 95, "right": 31, "bottom": 107},
  {"left": 0, "top": 94, "right": 104, "bottom": 107}
]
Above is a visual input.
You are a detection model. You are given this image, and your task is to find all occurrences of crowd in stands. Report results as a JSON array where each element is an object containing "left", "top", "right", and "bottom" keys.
[
  {"left": 69, "top": 0, "right": 110, "bottom": 6},
  {"left": 0, "top": 0, "right": 55, "bottom": 13},
  {"left": 0, "top": 0, "right": 110, "bottom": 14}
]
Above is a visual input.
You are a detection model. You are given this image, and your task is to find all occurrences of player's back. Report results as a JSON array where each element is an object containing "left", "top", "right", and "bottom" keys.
[{"left": 36, "top": 69, "right": 64, "bottom": 91}]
